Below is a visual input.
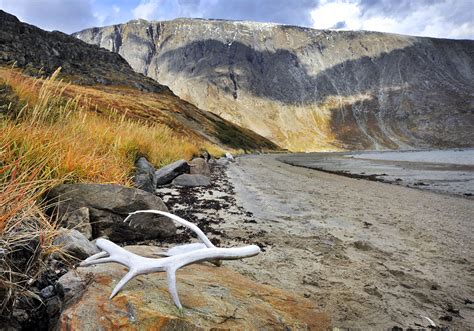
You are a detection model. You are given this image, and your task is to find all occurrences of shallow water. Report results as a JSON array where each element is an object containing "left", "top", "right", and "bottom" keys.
[
  {"left": 351, "top": 149, "right": 474, "bottom": 166},
  {"left": 278, "top": 149, "right": 474, "bottom": 197}
]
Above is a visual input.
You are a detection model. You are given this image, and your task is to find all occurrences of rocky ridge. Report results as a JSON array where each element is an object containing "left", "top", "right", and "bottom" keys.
[
  {"left": 0, "top": 10, "right": 165, "bottom": 92},
  {"left": 75, "top": 18, "right": 474, "bottom": 151}
]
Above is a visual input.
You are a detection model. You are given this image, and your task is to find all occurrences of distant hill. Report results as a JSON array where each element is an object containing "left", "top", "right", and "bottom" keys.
[
  {"left": 75, "top": 18, "right": 474, "bottom": 151},
  {"left": 0, "top": 10, "right": 277, "bottom": 151}
]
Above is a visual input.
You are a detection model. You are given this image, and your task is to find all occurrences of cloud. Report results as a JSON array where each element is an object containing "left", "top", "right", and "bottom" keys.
[
  {"left": 310, "top": 0, "right": 474, "bottom": 39},
  {"left": 311, "top": 1, "right": 360, "bottom": 30},
  {"left": 132, "top": 0, "right": 320, "bottom": 27},
  {"left": 0, "top": 0, "right": 98, "bottom": 33},
  {"left": 133, "top": 1, "right": 160, "bottom": 20},
  {"left": 94, "top": 5, "right": 122, "bottom": 26},
  {"left": 0, "top": 0, "right": 471, "bottom": 39}
]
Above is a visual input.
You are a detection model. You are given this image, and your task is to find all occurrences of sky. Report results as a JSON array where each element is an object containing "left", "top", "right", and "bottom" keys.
[{"left": 0, "top": 0, "right": 472, "bottom": 39}]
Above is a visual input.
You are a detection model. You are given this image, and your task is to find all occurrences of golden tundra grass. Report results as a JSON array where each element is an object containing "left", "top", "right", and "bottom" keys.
[{"left": 0, "top": 67, "right": 218, "bottom": 318}]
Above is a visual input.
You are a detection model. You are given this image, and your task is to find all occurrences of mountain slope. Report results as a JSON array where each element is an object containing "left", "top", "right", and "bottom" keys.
[
  {"left": 0, "top": 10, "right": 277, "bottom": 151},
  {"left": 75, "top": 18, "right": 474, "bottom": 151}
]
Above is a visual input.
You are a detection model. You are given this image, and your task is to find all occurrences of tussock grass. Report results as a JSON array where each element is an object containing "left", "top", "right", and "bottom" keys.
[
  {"left": 0, "top": 145, "right": 64, "bottom": 319},
  {"left": 0, "top": 67, "right": 209, "bottom": 320},
  {"left": 1, "top": 67, "right": 202, "bottom": 185}
]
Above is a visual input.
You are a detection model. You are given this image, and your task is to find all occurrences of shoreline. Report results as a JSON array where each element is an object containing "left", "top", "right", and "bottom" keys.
[
  {"left": 276, "top": 149, "right": 474, "bottom": 198},
  {"left": 177, "top": 155, "right": 474, "bottom": 329},
  {"left": 134, "top": 153, "right": 473, "bottom": 329},
  {"left": 279, "top": 160, "right": 474, "bottom": 200}
]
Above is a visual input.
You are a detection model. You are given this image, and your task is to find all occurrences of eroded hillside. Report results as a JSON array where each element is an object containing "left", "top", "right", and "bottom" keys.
[
  {"left": 0, "top": 10, "right": 276, "bottom": 152},
  {"left": 75, "top": 18, "right": 474, "bottom": 151}
]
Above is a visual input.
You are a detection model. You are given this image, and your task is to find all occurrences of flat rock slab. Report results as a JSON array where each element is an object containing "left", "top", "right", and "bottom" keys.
[
  {"left": 172, "top": 174, "right": 211, "bottom": 187},
  {"left": 57, "top": 246, "right": 330, "bottom": 330}
]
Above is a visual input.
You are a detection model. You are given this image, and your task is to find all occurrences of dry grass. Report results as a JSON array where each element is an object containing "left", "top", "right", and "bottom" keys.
[
  {"left": 0, "top": 67, "right": 214, "bottom": 320},
  {"left": 1, "top": 68, "right": 201, "bottom": 184},
  {"left": 0, "top": 139, "right": 65, "bottom": 318}
]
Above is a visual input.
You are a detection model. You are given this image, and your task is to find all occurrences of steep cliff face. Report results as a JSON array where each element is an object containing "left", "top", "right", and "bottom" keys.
[{"left": 75, "top": 19, "right": 474, "bottom": 151}]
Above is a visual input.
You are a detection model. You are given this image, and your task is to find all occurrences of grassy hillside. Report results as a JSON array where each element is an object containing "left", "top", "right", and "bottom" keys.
[
  {"left": 0, "top": 66, "right": 263, "bottom": 319},
  {"left": 0, "top": 65, "right": 277, "bottom": 190}
]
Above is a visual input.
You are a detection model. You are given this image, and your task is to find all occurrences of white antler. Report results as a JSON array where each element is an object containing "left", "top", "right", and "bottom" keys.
[{"left": 80, "top": 210, "right": 261, "bottom": 309}]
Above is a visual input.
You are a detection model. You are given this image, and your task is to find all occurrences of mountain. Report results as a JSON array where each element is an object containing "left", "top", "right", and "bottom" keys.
[
  {"left": 0, "top": 10, "right": 277, "bottom": 151},
  {"left": 74, "top": 18, "right": 474, "bottom": 151}
]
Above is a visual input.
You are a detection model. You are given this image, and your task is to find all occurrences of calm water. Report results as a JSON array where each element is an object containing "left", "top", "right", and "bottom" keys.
[
  {"left": 278, "top": 149, "right": 474, "bottom": 197},
  {"left": 351, "top": 149, "right": 474, "bottom": 166}
]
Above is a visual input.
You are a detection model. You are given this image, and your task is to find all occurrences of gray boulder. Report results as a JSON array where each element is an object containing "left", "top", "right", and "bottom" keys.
[
  {"left": 172, "top": 174, "right": 211, "bottom": 187},
  {"left": 155, "top": 159, "right": 190, "bottom": 186},
  {"left": 134, "top": 157, "right": 156, "bottom": 193},
  {"left": 189, "top": 158, "right": 211, "bottom": 177},
  {"left": 59, "top": 207, "right": 92, "bottom": 240},
  {"left": 216, "top": 158, "right": 230, "bottom": 166},
  {"left": 53, "top": 228, "right": 99, "bottom": 260},
  {"left": 45, "top": 184, "right": 175, "bottom": 242}
]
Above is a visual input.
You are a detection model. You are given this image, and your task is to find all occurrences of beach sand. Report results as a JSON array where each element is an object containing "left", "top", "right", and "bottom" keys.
[{"left": 156, "top": 154, "right": 473, "bottom": 329}]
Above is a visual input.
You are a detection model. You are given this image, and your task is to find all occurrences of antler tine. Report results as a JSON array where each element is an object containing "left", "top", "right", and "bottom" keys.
[
  {"left": 124, "top": 210, "right": 215, "bottom": 248},
  {"left": 166, "top": 267, "right": 181, "bottom": 308},
  {"left": 82, "top": 251, "right": 108, "bottom": 264},
  {"left": 80, "top": 238, "right": 167, "bottom": 299},
  {"left": 80, "top": 239, "right": 136, "bottom": 267}
]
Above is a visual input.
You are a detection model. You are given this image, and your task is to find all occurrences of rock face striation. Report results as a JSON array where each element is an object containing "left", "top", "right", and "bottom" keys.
[{"left": 75, "top": 18, "right": 474, "bottom": 151}]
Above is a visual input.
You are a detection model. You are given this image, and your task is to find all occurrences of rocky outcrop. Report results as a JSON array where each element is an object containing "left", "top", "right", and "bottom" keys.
[
  {"left": 0, "top": 10, "right": 167, "bottom": 92},
  {"left": 75, "top": 18, "right": 474, "bottom": 151},
  {"left": 45, "top": 184, "right": 175, "bottom": 242},
  {"left": 57, "top": 245, "right": 331, "bottom": 330}
]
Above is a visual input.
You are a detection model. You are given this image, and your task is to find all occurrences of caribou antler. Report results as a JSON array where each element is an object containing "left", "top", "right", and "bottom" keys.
[{"left": 80, "top": 210, "right": 261, "bottom": 309}]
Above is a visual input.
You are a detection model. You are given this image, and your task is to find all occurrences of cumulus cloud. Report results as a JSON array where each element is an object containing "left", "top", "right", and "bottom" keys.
[{"left": 310, "top": 0, "right": 474, "bottom": 39}]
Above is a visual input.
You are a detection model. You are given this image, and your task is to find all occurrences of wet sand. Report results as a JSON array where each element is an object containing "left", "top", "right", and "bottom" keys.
[
  {"left": 156, "top": 154, "right": 473, "bottom": 330},
  {"left": 278, "top": 149, "right": 474, "bottom": 197}
]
